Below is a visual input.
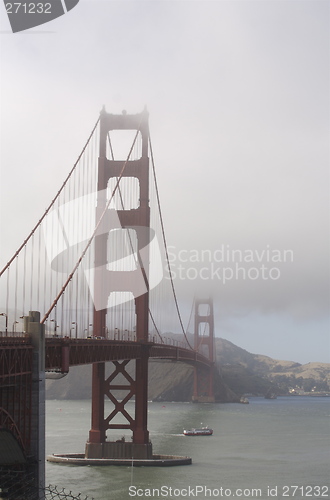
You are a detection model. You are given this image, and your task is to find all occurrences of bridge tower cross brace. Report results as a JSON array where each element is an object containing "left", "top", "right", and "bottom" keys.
[
  {"left": 87, "top": 108, "right": 151, "bottom": 459},
  {"left": 193, "top": 298, "right": 215, "bottom": 403}
]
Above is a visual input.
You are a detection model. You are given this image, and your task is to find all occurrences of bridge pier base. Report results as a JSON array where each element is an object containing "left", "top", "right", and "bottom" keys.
[
  {"left": 192, "top": 395, "right": 215, "bottom": 404},
  {"left": 85, "top": 441, "right": 152, "bottom": 459}
]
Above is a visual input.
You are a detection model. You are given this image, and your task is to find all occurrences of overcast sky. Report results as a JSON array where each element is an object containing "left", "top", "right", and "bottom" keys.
[{"left": 0, "top": 0, "right": 329, "bottom": 364}]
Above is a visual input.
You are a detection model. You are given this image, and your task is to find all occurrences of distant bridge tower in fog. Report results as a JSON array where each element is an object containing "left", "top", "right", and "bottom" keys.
[{"left": 193, "top": 298, "right": 215, "bottom": 402}]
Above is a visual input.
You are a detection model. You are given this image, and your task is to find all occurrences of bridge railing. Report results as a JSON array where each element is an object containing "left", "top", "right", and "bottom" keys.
[{"left": 0, "top": 332, "right": 31, "bottom": 344}]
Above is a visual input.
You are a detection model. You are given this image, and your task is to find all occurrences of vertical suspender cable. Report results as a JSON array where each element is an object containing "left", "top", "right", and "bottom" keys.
[
  {"left": 29, "top": 234, "right": 34, "bottom": 310},
  {"left": 22, "top": 245, "right": 27, "bottom": 317},
  {"left": 37, "top": 222, "right": 41, "bottom": 308},
  {"left": 14, "top": 256, "right": 18, "bottom": 328}
]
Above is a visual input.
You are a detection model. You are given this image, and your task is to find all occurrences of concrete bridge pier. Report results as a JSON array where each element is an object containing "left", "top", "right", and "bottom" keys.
[{"left": 24, "top": 311, "right": 45, "bottom": 498}]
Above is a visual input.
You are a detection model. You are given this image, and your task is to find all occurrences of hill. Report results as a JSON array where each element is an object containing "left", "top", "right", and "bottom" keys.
[{"left": 215, "top": 338, "right": 329, "bottom": 394}]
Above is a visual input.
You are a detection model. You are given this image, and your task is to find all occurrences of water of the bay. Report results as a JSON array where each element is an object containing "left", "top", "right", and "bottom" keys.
[{"left": 45, "top": 397, "right": 330, "bottom": 500}]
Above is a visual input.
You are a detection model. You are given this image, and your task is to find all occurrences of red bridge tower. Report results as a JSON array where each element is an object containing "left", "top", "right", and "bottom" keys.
[{"left": 86, "top": 108, "right": 152, "bottom": 459}]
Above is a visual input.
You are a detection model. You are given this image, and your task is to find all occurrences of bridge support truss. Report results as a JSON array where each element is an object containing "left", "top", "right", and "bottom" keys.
[
  {"left": 86, "top": 108, "right": 151, "bottom": 459},
  {"left": 193, "top": 298, "right": 215, "bottom": 403}
]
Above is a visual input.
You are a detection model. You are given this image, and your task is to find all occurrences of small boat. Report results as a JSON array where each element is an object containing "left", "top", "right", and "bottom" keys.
[
  {"left": 183, "top": 426, "right": 213, "bottom": 436},
  {"left": 239, "top": 396, "right": 249, "bottom": 404}
]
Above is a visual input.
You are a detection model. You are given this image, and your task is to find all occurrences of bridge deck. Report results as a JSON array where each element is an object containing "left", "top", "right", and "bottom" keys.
[{"left": 0, "top": 335, "right": 212, "bottom": 372}]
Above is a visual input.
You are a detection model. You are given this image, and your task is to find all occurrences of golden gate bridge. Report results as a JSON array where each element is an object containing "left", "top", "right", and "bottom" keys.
[{"left": 0, "top": 108, "right": 216, "bottom": 499}]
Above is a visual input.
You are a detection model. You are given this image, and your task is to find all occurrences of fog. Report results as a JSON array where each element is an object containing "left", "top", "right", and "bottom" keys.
[{"left": 0, "top": 0, "right": 329, "bottom": 363}]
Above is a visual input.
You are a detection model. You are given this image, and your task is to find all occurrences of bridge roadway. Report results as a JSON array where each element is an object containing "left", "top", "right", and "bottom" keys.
[
  {"left": 1, "top": 334, "right": 212, "bottom": 373},
  {"left": 48, "top": 337, "right": 212, "bottom": 371}
]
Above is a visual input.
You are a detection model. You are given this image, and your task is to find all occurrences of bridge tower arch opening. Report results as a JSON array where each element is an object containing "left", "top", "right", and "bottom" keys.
[
  {"left": 86, "top": 108, "right": 152, "bottom": 459},
  {"left": 193, "top": 298, "right": 215, "bottom": 403}
]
